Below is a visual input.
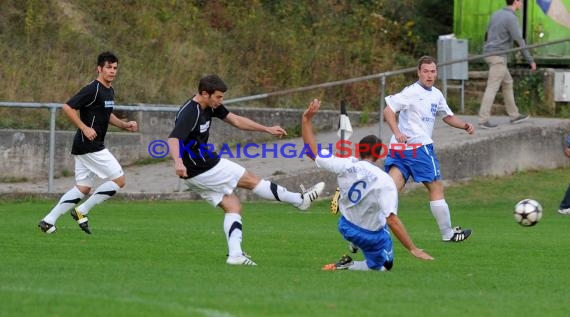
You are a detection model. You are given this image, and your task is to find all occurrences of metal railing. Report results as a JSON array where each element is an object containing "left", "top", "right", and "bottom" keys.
[{"left": 1, "top": 37, "right": 569, "bottom": 192}]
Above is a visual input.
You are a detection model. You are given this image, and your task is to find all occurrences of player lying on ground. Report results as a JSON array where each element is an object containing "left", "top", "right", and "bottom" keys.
[{"left": 301, "top": 98, "right": 434, "bottom": 271}]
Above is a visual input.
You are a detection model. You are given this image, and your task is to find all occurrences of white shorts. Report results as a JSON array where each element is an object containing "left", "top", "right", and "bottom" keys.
[
  {"left": 184, "top": 158, "right": 246, "bottom": 207},
  {"left": 74, "top": 149, "right": 124, "bottom": 187}
]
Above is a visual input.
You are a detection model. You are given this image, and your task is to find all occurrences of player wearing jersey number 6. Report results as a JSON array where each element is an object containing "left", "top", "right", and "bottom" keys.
[{"left": 302, "top": 98, "right": 433, "bottom": 271}]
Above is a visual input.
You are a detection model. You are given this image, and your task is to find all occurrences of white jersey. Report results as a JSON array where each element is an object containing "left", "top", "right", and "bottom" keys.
[
  {"left": 385, "top": 81, "right": 454, "bottom": 150},
  {"left": 315, "top": 150, "right": 398, "bottom": 231}
]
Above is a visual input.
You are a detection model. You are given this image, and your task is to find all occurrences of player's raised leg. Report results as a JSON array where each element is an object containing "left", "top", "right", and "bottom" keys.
[{"left": 240, "top": 171, "right": 324, "bottom": 211}]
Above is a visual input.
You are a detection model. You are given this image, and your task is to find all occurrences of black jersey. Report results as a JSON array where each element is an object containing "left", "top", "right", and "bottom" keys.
[
  {"left": 67, "top": 80, "right": 115, "bottom": 155},
  {"left": 168, "top": 97, "right": 230, "bottom": 178}
]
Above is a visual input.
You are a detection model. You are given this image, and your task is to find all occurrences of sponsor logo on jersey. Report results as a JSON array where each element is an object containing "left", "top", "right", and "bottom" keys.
[{"left": 200, "top": 121, "right": 211, "bottom": 133}]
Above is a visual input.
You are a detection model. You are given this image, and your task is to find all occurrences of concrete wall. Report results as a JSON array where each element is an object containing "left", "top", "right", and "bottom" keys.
[
  {"left": 2, "top": 105, "right": 568, "bottom": 192},
  {"left": 0, "top": 108, "right": 368, "bottom": 180},
  {"left": 0, "top": 129, "right": 142, "bottom": 180},
  {"left": 438, "top": 124, "right": 570, "bottom": 180}
]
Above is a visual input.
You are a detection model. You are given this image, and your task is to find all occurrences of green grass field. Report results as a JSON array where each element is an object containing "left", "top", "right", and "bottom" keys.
[{"left": 1, "top": 168, "right": 569, "bottom": 317}]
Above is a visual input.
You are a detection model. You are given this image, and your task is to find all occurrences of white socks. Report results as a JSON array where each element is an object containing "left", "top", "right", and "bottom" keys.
[
  {"left": 43, "top": 187, "right": 85, "bottom": 224},
  {"left": 252, "top": 179, "right": 303, "bottom": 206},
  {"left": 76, "top": 181, "right": 120, "bottom": 215},
  {"left": 43, "top": 181, "right": 121, "bottom": 224},
  {"left": 348, "top": 261, "right": 371, "bottom": 271},
  {"left": 224, "top": 213, "right": 243, "bottom": 257},
  {"left": 429, "top": 199, "right": 453, "bottom": 240}
]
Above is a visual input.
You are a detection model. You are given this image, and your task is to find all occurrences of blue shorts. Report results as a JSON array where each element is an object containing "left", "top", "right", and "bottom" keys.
[
  {"left": 384, "top": 143, "right": 441, "bottom": 183},
  {"left": 338, "top": 216, "right": 394, "bottom": 271}
]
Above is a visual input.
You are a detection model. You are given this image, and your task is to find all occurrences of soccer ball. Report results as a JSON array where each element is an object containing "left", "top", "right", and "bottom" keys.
[{"left": 513, "top": 199, "right": 543, "bottom": 226}]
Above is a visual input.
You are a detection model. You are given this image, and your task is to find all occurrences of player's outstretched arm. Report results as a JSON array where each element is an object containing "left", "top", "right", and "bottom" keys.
[
  {"left": 224, "top": 113, "right": 287, "bottom": 137},
  {"left": 301, "top": 99, "right": 321, "bottom": 161},
  {"left": 386, "top": 213, "right": 434, "bottom": 260}
]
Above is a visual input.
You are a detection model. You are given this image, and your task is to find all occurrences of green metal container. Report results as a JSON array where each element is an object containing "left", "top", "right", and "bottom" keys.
[{"left": 453, "top": 0, "right": 570, "bottom": 64}]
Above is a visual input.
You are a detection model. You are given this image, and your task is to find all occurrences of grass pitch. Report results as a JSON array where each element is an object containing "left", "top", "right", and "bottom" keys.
[{"left": 1, "top": 168, "right": 569, "bottom": 317}]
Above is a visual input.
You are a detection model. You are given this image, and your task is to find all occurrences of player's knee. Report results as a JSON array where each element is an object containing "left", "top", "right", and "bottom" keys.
[
  {"left": 238, "top": 170, "right": 261, "bottom": 189},
  {"left": 76, "top": 185, "right": 91, "bottom": 195},
  {"left": 113, "top": 176, "right": 126, "bottom": 188},
  {"left": 220, "top": 195, "right": 242, "bottom": 212}
]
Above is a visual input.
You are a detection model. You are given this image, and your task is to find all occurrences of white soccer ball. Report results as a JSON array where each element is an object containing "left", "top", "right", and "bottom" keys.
[{"left": 514, "top": 199, "right": 543, "bottom": 226}]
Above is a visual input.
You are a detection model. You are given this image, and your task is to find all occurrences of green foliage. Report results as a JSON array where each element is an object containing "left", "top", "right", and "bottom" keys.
[
  {"left": 287, "top": 123, "right": 302, "bottom": 138},
  {"left": 0, "top": 108, "right": 74, "bottom": 130},
  {"left": 59, "top": 169, "right": 73, "bottom": 177},
  {"left": 2, "top": 1, "right": 566, "bottom": 127},
  {"left": 0, "top": 0, "right": 449, "bottom": 116},
  {"left": 360, "top": 110, "right": 370, "bottom": 124},
  {"left": 558, "top": 102, "right": 570, "bottom": 116},
  {"left": 0, "top": 176, "right": 28, "bottom": 183},
  {"left": 132, "top": 156, "right": 170, "bottom": 166},
  {"left": 514, "top": 72, "right": 547, "bottom": 116},
  {"left": 381, "top": 0, "right": 454, "bottom": 56}
]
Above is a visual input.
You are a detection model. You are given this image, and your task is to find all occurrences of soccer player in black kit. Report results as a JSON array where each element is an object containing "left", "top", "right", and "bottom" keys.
[
  {"left": 39, "top": 51, "right": 138, "bottom": 234},
  {"left": 167, "top": 75, "right": 324, "bottom": 266}
]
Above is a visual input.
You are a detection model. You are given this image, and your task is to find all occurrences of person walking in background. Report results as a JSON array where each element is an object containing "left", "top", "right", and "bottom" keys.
[
  {"left": 302, "top": 99, "right": 434, "bottom": 272},
  {"left": 383, "top": 55, "right": 474, "bottom": 243},
  {"left": 558, "top": 134, "right": 570, "bottom": 215},
  {"left": 38, "top": 51, "right": 138, "bottom": 234},
  {"left": 478, "top": 0, "right": 536, "bottom": 129},
  {"left": 167, "top": 74, "right": 324, "bottom": 266}
]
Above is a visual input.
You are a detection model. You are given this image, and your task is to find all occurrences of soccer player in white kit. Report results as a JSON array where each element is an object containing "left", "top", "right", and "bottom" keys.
[
  {"left": 384, "top": 55, "right": 474, "bottom": 242},
  {"left": 302, "top": 99, "right": 433, "bottom": 271}
]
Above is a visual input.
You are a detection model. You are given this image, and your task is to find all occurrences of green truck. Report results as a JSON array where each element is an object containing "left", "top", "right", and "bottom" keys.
[{"left": 454, "top": 0, "right": 570, "bottom": 64}]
